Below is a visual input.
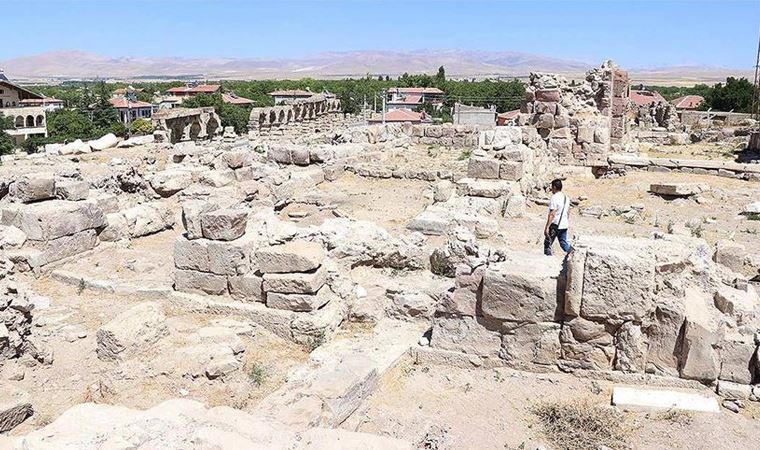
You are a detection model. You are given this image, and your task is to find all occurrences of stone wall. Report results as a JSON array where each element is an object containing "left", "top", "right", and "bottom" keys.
[
  {"left": 153, "top": 107, "right": 222, "bottom": 143},
  {"left": 749, "top": 131, "right": 759, "bottom": 151},
  {"left": 346, "top": 123, "right": 479, "bottom": 148},
  {"left": 514, "top": 61, "right": 630, "bottom": 167},
  {"left": 248, "top": 94, "right": 341, "bottom": 133}
]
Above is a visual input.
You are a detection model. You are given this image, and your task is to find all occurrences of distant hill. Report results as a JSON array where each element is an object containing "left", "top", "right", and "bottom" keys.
[{"left": 0, "top": 49, "right": 751, "bottom": 84}]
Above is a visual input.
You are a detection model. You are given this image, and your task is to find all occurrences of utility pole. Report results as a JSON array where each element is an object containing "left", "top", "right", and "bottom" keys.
[{"left": 753, "top": 26, "right": 760, "bottom": 123}]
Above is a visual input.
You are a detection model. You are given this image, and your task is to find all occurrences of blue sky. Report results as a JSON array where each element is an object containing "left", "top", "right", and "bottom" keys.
[{"left": 3, "top": 0, "right": 759, "bottom": 68}]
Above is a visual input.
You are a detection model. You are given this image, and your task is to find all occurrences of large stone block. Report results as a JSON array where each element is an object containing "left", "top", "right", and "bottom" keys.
[
  {"left": 431, "top": 316, "right": 502, "bottom": 357},
  {"left": 25, "top": 229, "right": 98, "bottom": 266},
  {"left": 650, "top": 182, "right": 709, "bottom": 197},
  {"left": 679, "top": 320, "right": 719, "bottom": 383},
  {"left": 498, "top": 161, "right": 524, "bottom": 181},
  {"left": 200, "top": 209, "right": 247, "bottom": 241},
  {"left": 263, "top": 265, "right": 327, "bottom": 294},
  {"left": 8, "top": 174, "right": 54, "bottom": 203},
  {"left": 255, "top": 241, "right": 325, "bottom": 274},
  {"left": 500, "top": 322, "right": 561, "bottom": 367},
  {"left": 174, "top": 269, "right": 228, "bottom": 295},
  {"left": 54, "top": 180, "right": 89, "bottom": 201},
  {"left": 96, "top": 302, "right": 168, "bottom": 361},
  {"left": 564, "top": 248, "right": 586, "bottom": 317},
  {"left": 228, "top": 273, "right": 264, "bottom": 302},
  {"left": 644, "top": 300, "right": 685, "bottom": 377},
  {"left": 2, "top": 200, "right": 105, "bottom": 241},
  {"left": 150, "top": 170, "right": 193, "bottom": 197},
  {"left": 0, "top": 385, "right": 32, "bottom": 432},
  {"left": 535, "top": 89, "right": 561, "bottom": 102},
  {"left": 467, "top": 157, "right": 500, "bottom": 179},
  {"left": 580, "top": 244, "right": 655, "bottom": 322},
  {"left": 181, "top": 200, "right": 219, "bottom": 240},
  {"left": 481, "top": 258, "right": 562, "bottom": 323},
  {"left": 614, "top": 322, "right": 647, "bottom": 373},
  {"left": 559, "top": 317, "right": 614, "bottom": 370},
  {"left": 719, "top": 336, "right": 756, "bottom": 384},
  {"left": 267, "top": 286, "right": 331, "bottom": 312}
]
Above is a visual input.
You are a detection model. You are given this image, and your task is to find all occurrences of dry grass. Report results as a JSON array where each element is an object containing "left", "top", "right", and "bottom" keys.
[
  {"left": 651, "top": 408, "right": 693, "bottom": 427},
  {"left": 531, "top": 400, "right": 631, "bottom": 450}
]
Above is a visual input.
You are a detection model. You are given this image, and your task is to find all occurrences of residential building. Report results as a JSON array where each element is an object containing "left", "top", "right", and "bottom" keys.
[
  {"left": 0, "top": 72, "right": 49, "bottom": 145},
  {"left": 496, "top": 109, "right": 520, "bottom": 126},
  {"left": 166, "top": 84, "right": 221, "bottom": 98},
  {"left": 18, "top": 97, "right": 65, "bottom": 111},
  {"left": 367, "top": 109, "right": 427, "bottom": 124},
  {"left": 386, "top": 87, "right": 444, "bottom": 111},
  {"left": 671, "top": 95, "right": 704, "bottom": 111},
  {"left": 629, "top": 88, "right": 667, "bottom": 107},
  {"left": 269, "top": 89, "right": 314, "bottom": 105},
  {"left": 109, "top": 97, "right": 154, "bottom": 125},
  {"left": 221, "top": 92, "right": 255, "bottom": 107}
]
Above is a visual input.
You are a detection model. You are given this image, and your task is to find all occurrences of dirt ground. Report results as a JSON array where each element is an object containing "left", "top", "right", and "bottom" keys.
[
  {"left": 344, "top": 363, "right": 760, "bottom": 450},
  {"left": 4, "top": 277, "right": 308, "bottom": 436}
]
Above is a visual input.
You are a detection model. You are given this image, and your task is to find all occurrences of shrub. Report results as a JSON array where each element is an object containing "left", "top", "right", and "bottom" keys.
[
  {"left": 531, "top": 400, "right": 630, "bottom": 450},
  {"left": 130, "top": 118, "right": 153, "bottom": 135}
]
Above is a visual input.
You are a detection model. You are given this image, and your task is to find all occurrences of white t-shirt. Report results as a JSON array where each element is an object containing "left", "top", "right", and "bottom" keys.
[{"left": 549, "top": 192, "right": 570, "bottom": 229}]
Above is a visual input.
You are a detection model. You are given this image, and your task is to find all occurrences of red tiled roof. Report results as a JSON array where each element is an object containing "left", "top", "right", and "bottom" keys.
[
  {"left": 369, "top": 109, "right": 424, "bottom": 123},
  {"left": 670, "top": 95, "right": 704, "bottom": 110},
  {"left": 222, "top": 93, "right": 255, "bottom": 105},
  {"left": 109, "top": 97, "right": 153, "bottom": 109},
  {"left": 268, "top": 89, "right": 313, "bottom": 97},
  {"left": 497, "top": 110, "right": 520, "bottom": 119},
  {"left": 166, "top": 84, "right": 221, "bottom": 94},
  {"left": 629, "top": 89, "right": 667, "bottom": 107},
  {"left": 388, "top": 87, "right": 444, "bottom": 94}
]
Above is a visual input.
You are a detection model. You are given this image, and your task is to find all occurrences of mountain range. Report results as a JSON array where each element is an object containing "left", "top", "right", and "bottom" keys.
[{"left": 0, "top": 50, "right": 752, "bottom": 85}]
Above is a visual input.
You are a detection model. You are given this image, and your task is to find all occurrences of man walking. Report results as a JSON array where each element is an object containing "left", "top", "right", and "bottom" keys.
[{"left": 544, "top": 179, "right": 571, "bottom": 256}]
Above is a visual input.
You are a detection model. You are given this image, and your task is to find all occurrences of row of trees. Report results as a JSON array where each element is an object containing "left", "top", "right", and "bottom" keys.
[{"left": 645, "top": 77, "right": 756, "bottom": 113}]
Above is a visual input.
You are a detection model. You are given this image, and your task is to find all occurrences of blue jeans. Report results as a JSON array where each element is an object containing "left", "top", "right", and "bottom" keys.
[{"left": 544, "top": 227, "right": 570, "bottom": 256}]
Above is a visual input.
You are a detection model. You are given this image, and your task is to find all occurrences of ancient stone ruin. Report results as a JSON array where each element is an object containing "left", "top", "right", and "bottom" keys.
[{"left": 0, "top": 60, "right": 759, "bottom": 449}]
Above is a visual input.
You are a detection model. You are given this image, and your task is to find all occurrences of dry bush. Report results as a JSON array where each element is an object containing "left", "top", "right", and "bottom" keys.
[
  {"left": 531, "top": 400, "right": 630, "bottom": 450},
  {"left": 651, "top": 408, "right": 693, "bottom": 427}
]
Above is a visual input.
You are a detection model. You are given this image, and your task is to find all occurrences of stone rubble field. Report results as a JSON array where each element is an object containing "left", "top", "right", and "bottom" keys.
[{"left": 0, "top": 65, "right": 760, "bottom": 449}]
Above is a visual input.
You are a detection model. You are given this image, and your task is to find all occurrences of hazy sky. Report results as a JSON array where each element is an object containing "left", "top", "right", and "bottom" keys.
[{"left": 3, "top": 0, "right": 759, "bottom": 68}]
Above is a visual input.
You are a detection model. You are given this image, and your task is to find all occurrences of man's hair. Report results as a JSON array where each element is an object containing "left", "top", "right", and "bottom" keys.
[{"left": 551, "top": 179, "right": 563, "bottom": 191}]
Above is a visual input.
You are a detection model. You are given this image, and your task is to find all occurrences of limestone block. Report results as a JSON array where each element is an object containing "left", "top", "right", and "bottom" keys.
[
  {"left": 534, "top": 101, "right": 557, "bottom": 115},
  {"left": 122, "top": 203, "right": 175, "bottom": 238},
  {"left": 535, "top": 89, "right": 561, "bottom": 102},
  {"left": 614, "top": 322, "right": 648, "bottom": 373},
  {"left": 500, "top": 322, "right": 561, "bottom": 366},
  {"left": 719, "top": 336, "right": 756, "bottom": 384},
  {"left": 649, "top": 182, "right": 710, "bottom": 197},
  {"left": 174, "top": 269, "right": 228, "bottom": 295},
  {"left": 263, "top": 265, "right": 327, "bottom": 295},
  {"left": 88, "top": 133, "right": 119, "bottom": 151},
  {"left": 54, "top": 180, "right": 89, "bottom": 201},
  {"left": 577, "top": 126, "right": 594, "bottom": 144},
  {"left": 548, "top": 138, "right": 572, "bottom": 154},
  {"left": 8, "top": 174, "right": 55, "bottom": 203},
  {"left": 2, "top": 200, "right": 105, "bottom": 241},
  {"left": 0, "top": 384, "right": 32, "bottom": 432},
  {"left": 679, "top": 320, "right": 719, "bottom": 383},
  {"left": 228, "top": 273, "right": 264, "bottom": 302},
  {"left": 267, "top": 286, "right": 332, "bottom": 312},
  {"left": 564, "top": 248, "right": 586, "bottom": 317},
  {"left": 580, "top": 245, "right": 655, "bottom": 322},
  {"left": 255, "top": 241, "right": 325, "bottom": 274},
  {"left": 504, "top": 194, "right": 526, "bottom": 218},
  {"left": 150, "top": 170, "right": 193, "bottom": 197},
  {"left": 433, "top": 180, "right": 454, "bottom": 203},
  {"left": 467, "top": 157, "right": 500, "bottom": 179},
  {"left": 712, "top": 240, "right": 750, "bottom": 275},
  {"left": 549, "top": 127, "right": 572, "bottom": 140},
  {"left": 481, "top": 259, "right": 561, "bottom": 323},
  {"left": 455, "top": 178, "right": 513, "bottom": 198},
  {"left": 612, "top": 387, "right": 719, "bottom": 413},
  {"left": 430, "top": 316, "right": 502, "bottom": 357},
  {"left": 0, "top": 225, "right": 26, "bottom": 249},
  {"left": 498, "top": 161, "right": 524, "bottom": 181},
  {"left": 25, "top": 228, "right": 98, "bottom": 266},
  {"left": 560, "top": 317, "right": 614, "bottom": 370},
  {"left": 644, "top": 301, "right": 685, "bottom": 377},
  {"left": 717, "top": 380, "right": 752, "bottom": 400},
  {"left": 181, "top": 200, "right": 219, "bottom": 240},
  {"left": 200, "top": 209, "right": 247, "bottom": 241},
  {"left": 96, "top": 302, "right": 168, "bottom": 361},
  {"left": 534, "top": 114, "right": 554, "bottom": 129},
  {"left": 199, "top": 169, "right": 235, "bottom": 188}
]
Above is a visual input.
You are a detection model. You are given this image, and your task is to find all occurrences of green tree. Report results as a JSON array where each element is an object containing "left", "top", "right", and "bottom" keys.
[
  {"left": 91, "top": 81, "right": 125, "bottom": 136},
  {"left": 0, "top": 115, "right": 16, "bottom": 156},
  {"left": 707, "top": 77, "right": 754, "bottom": 113},
  {"left": 435, "top": 66, "right": 446, "bottom": 86},
  {"left": 131, "top": 118, "right": 153, "bottom": 135},
  {"left": 46, "top": 109, "right": 94, "bottom": 141}
]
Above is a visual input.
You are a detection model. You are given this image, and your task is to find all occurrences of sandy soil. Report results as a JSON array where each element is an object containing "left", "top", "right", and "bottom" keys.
[{"left": 344, "top": 363, "right": 760, "bottom": 450}]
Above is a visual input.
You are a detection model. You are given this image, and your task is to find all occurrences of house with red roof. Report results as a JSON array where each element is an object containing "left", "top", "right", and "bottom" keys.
[
  {"left": 386, "top": 87, "right": 444, "bottom": 111},
  {"left": 269, "top": 89, "right": 314, "bottom": 104},
  {"left": 222, "top": 93, "right": 255, "bottom": 107},
  {"left": 109, "top": 97, "right": 154, "bottom": 125},
  {"left": 368, "top": 109, "right": 427, "bottom": 124},
  {"left": 166, "top": 84, "right": 221, "bottom": 97},
  {"left": 670, "top": 95, "right": 704, "bottom": 111},
  {"left": 629, "top": 89, "right": 667, "bottom": 107}
]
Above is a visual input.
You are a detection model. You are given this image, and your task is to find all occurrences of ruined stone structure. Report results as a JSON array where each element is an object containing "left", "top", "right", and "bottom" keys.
[
  {"left": 751, "top": 131, "right": 760, "bottom": 151},
  {"left": 248, "top": 94, "right": 340, "bottom": 133},
  {"left": 152, "top": 107, "right": 222, "bottom": 143},
  {"left": 633, "top": 101, "right": 679, "bottom": 130},
  {"left": 516, "top": 61, "right": 630, "bottom": 166}
]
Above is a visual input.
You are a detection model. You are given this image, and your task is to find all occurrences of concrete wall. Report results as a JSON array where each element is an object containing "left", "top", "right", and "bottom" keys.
[
  {"left": 680, "top": 111, "right": 752, "bottom": 127},
  {"left": 453, "top": 103, "right": 496, "bottom": 128}
]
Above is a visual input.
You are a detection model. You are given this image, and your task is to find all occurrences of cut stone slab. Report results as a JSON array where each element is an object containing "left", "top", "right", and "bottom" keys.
[
  {"left": 744, "top": 202, "right": 760, "bottom": 214},
  {"left": 1, "top": 200, "right": 105, "bottom": 241},
  {"left": 200, "top": 208, "right": 248, "bottom": 241},
  {"left": 255, "top": 241, "right": 325, "bottom": 274},
  {"left": 0, "top": 384, "right": 33, "bottom": 432},
  {"left": 8, "top": 173, "right": 54, "bottom": 203},
  {"left": 263, "top": 265, "right": 327, "bottom": 295},
  {"left": 96, "top": 302, "right": 168, "bottom": 361},
  {"left": 267, "top": 287, "right": 332, "bottom": 312},
  {"left": 54, "top": 180, "right": 89, "bottom": 201},
  {"left": 611, "top": 386, "right": 720, "bottom": 413},
  {"left": 650, "top": 182, "right": 709, "bottom": 197}
]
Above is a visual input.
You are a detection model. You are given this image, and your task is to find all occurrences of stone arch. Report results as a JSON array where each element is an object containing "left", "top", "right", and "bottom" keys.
[
  {"left": 259, "top": 112, "right": 266, "bottom": 127},
  {"left": 15, "top": 116, "right": 24, "bottom": 127},
  {"left": 36, "top": 115, "right": 44, "bottom": 126},
  {"left": 286, "top": 109, "right": 293, "bottom": 123},
  {"left": 25, "top": 115, "right": 34, "bottom": 127},
  {"left": 269, "top": 110, "right": 276, "bottom": 124},
  {"left": 277, "top": 109, "right": 285, "bottom": 124}
]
